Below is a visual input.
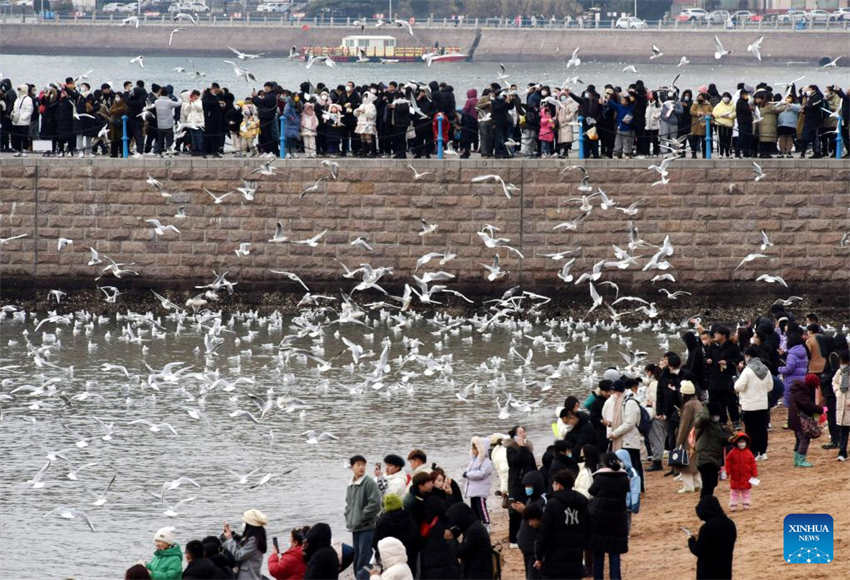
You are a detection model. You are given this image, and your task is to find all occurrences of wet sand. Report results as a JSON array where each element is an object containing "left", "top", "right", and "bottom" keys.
[{"left": 490, "top": 406, "right": 847, "bottom": 579}]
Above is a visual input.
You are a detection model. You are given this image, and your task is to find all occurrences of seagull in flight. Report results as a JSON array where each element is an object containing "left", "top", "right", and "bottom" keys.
[
  {"left": 228, "top": 46, "right": 264, "bottom": 60},
  {"left": 566, "top": 47, "right": 581, "bottom": 68},
  {"left": 756, "top": 273, "right": 788, "bottom": 287},
  {"left": 678, "top": 56, "right": 690, "bottom": 67},
  {"left": 471, "top": 174, "right": 519, "bottom": 199},
  {"left": 822, "top": 56, "right": 841, "bottom": 69},
  {"left": 302, "top": 430, "right": 339, "bottom": 444},
  {"left": 735, "top": 253, "right": 767, "bottom": 270},
  {"left": 408, "top": 164, "right": 432, "bottom": 181},
  {"left": 622, "top": 65, "right": 637, "bottom": 73},
  {"left": 759, "top": 230, "right": 773, "bottom": 251},
  {"left": 293, "top": 230, "right": 327, "bottom": 247},
  {"left": 168, "top": 28, "right": 182, "bottom": 47},
  {"left": 44, "top": 507, "right": 95, "bottom": 532},
  {"left": 747, "top": 35, "right": 764, "bottom": 61},
  {"left": 713, "top": 35, "right": 731, "bottom": 60},
  {"left": 270, "top": 270, "right": 310, "bottom": 291},
  {"left": 204, "top": 188, "right": 232, "bottom": 204},
  {"left": 650, "top": 44, "right": 663, "bottom": 60},
  {"left": 130, "top": 55, "right": 144, "bottom": 68},
  {"left": 145, "top": 219, "right": 180, "bottom": 237},
  {"left": 752, "top": 161, "right": 766, "bottom": 182},
  {"left": 268, "top": 221, "right": 288, "bottom": 243}
]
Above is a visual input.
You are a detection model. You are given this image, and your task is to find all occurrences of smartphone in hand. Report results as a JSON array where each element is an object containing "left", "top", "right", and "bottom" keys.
[{"left": 273, "top": 537, "right": 280, "bottom": 552}]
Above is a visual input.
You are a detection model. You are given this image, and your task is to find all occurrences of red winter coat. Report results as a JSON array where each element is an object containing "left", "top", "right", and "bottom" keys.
[
  {"left": 268, "top": 545, "right": 306, "bottom": 580},
  {"left": 724, "top": 447, "right": 757, "bottom": 490}
]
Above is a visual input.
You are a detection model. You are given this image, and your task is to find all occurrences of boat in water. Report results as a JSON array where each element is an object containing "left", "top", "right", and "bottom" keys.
[{"left": 303, "top": 35, "right": 467, "bottom": 63}]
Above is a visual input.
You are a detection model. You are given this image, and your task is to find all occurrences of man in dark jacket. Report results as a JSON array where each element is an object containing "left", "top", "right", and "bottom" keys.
[
  {"left": 706, "top": 326, "right": 742, "bottom": 426},
  {"left": 252, "top": 82, "right": 279, "bottom": 156},
  {"left": 588, "top": 380, "right": 613, "bottom": 450},
  {"left": 562, "top": 410, "right": 596, "bottom": 460},
  {"left": 535, "top": 469, "right": 588, "bottom": 579},
  {"left": 567, "top": 85, "right": 602, "bottom": 158},
  {"left": 184, "top": 539, "right": 227, "bottom": 579},
  {"left": 202, "top": 83, "right": 226, "bottom": 156},
  {"left": 688, "top": 495, "right": 736, "bottom": 580},
  {"left": 124, "top": 80, "right": 147, "bottom": 154},
  {"left": 654, "top": 351, "right": 683, "bottom": 470},
  {"left": 387, "top": 91, "right": 410, "bottom": 159},
  {"left": 445, "top": 503, "right": 493, "bottom": 580},
  {"left": 201, "top": 536, "right": 235, "bottom": 579},
  {"left": 491, "top": 89, "right": 515, "bottom": 159}
]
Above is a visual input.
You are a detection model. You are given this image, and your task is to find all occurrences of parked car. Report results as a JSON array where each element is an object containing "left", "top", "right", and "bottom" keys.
[
  {"left": 102, "top": 2, "right": 123, "bottom": 11},
  {"left": 677, "top": 8, "right": 707, "bottom": 22},
  {"left": 707, "top": 10, "right": 731, "bottom": 24},
  {"left": 730, "top": 10, "right": 761, "bottom": 23},
  {"left": 776, "top": 9, "right": 808, "bottom": 24},
  {"left": 116, "top": 2, "right": 138, "bottom": 12},
  {"left": 615, "top": 15, "right": 646, "bottom": 29},
  {"left": 168, "top": 0, "right": 207, "bottom": 12},
  {"left": 830, "top": 7, "right": 850, "bottom": 21},
  {"left": 256, "top": 1, "right": 288, "bottom": 12},
  {"left": 806, "top": 9, "right": 831, "bottom": 23}
]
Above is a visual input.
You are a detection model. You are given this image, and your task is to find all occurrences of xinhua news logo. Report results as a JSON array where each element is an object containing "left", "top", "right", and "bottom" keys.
[{"left": 784, "top": 514, "right": 834, "bottom": 564}]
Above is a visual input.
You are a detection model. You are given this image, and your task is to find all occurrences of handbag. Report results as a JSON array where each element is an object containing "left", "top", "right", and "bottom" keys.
[
  {"left": 669, "top": 445, "right": 690, "bottom": 467},
  {"left": 800, "top": 414, "right": 822, "bottom": 439}
]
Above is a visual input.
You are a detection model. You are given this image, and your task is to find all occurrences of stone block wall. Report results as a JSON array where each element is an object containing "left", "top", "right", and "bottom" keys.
[{"left": 0, "top": 158, "right": 849, "bottom": 297}]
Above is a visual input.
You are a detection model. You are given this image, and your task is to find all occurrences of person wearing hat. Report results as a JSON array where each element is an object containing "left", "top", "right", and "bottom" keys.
[
  {"left": 724, "top": 432, "right": 758, "bottom": 511},
  {"left": 146, "top": 526, "right": 182, "bottom": 580},
  {"left": 375, "top": 454, "right": 407, "bottom": 499},
  {"left": 222, "top": 509, "right": 268, "bottom": 580},
  {"left": 694, "top": 401, "right": 733, "bottom": 498},
  {"left": 373, "top": 493, "right": 418, "bottom": 571},
  {"left": 675, "top": 380, "right": 704, "bottom": 493},
  {"left": 463, "top": 437, "right": 493, "bottom": 526}
]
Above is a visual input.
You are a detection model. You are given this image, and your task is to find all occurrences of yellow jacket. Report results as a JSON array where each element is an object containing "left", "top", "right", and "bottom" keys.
[{"left": 712, "top": 101, "right": 735, "bottom": 128}]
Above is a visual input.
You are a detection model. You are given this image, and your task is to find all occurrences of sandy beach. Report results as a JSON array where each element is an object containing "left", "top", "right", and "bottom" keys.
[{"left": 490, "top": 406, "right": 847, "bottom": 579}]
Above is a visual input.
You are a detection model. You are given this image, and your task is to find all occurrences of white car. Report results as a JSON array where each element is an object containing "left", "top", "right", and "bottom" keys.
[
  {"left": 807, "top": 9, "right": 831, "bottom": 23},
  {"left": 116, "top": 2, "right": 138, "bottom": 12},
  {"left": 168, "top": 0, "right": 207, "bottom": 12},
  {"left": 102, "top": 2, "right": 123, "bottom": 11},
  {"left": 830, "top": 7, "right": 850, "bottom": 21},
  {"left": 677, "top": 8, "right": 707, "bottom": 22},
  {"left": 615, "top": 16, "right": 647, "bottom": 29},
  {"left": 257, "top": 2, "right": 288, "bottom": 12}
]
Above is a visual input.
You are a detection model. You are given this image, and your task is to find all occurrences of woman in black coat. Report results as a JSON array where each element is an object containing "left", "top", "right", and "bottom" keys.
[
  {"left": 445, "top": 503, "right": 493, "bottom": 580},
  {"left": 588, "top": 452, "right": 630, "bottom": 579},
  {"left": 506, "top": 426, "right": 537, "bottom": 544},
  {"left": 55, "top": 90, "right": 76, "bottom": 155},
  {"left": 303, "top": 523, "right": 339, "bottom": 580},
  {"left": 418, "top": 494, "right": 461, "bottom": 579},
  {"left": 688, "top": 495, "right": 736, "bottom": 580},
  {"left": 373, "top": 494, "right": 418, "bottom": 570}
]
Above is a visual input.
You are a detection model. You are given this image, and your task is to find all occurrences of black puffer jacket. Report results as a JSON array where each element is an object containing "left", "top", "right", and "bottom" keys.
[
  {"left": 506, "top": 441, "right": 537, "bottom": 501},
  {"left": 536, "top": 487, "right": 588, "bottom": 579},
  {"left": 564, "top": 413, "right": 597, "bottom": 458},
  {"left": 373, "top": 508, "right": 418, "bottom": 568},
  {"left": 446, "top": 503, "right": 493, "bottom": 580},
  {"left": 688, "top": 496, "right": 737, "bottom": 580},
  {"left": 516, "top": 470, "right": 546, "bottom": 557},
  {"left": 588, "top": 469, "right": 630, "bottom": 554},
  {"left": 303, "top": 523, "right": 339, "bottom": 580}
]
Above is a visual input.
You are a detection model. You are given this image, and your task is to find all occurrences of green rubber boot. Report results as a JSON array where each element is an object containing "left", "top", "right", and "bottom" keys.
[
  {"left": 798, "top": 454, "right": 813, "bottom": 468},
  {"left": 793, "top": 451, "right": 800, "bottom": 466}
]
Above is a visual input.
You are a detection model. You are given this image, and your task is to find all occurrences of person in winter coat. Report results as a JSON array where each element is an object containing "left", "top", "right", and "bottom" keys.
[
  {"left": 588, "top": 452, "right": 629, "bottom": 579},
  {"left": 706, "top": 326, "right": 743, "bottom": 426},
  {"left": 180, "top": 90, "right": 205, "bottom": 156},
  {"left": 373, "top": 537, "right": 413, "bottom": 580},
  {"left": 463, "top": 437, "right": 493, "bottom": 525},
  {"left": 607, "top": 94, "right": 636, "bottom": 158},
  {"left": 711, "top": 92, "right": 736, "bottom": 157},
  {"left": 695, "top": 401, "right": 733, "bottom": 497},
  {"left": 201, "top": 536, "right": 235, "bottom": 579},
  {"left": 147, "top": 527, "right": 182, "bottom": 580},
  {"left": 354, "top": 91, "right": 378, "bottom": 156},
  {"left": 376, "top": 454, "right": 408, "bottom": 499},
  {"left": 614, "top": 450, "right": 641, "bottom": 517},
  {"left": 269, "top": 527, "right": 309, "bottom": 580},
  {"left": 303, "top": 523, "right": 339, "bottom": 580},
  {"left": 556, "top": 91, "right": 579, "bottom": 157},
  {"left": 445, "top": 503, "right": 493, "bottom": 579},
  {"left": 652, "top": 352, "right": 683, "bottom": 472},
  {"left": 790, "top": 376, "right": 822, "bottom": 467},
  {"left": 534, "top": 469, "right": 588, "bottom": 580},
  {"left": 55, "top": 88, "right": 77, "bottom": 155},
  {"left": 282, "top": 95, "right": 301, "bottom": 157},
  {"left": 562, "top": 409, "right": 597, "bottom": 460},
  {"left": 345, "top": 455, "right": 382, "bottom": 579},
  {"left": 687, "top": 496, "right": 737, "bottom": 580},
  {"left": 126, "top": 564, "right": 152, "bottom": 579},
  {"left": 779, "top": 327, "right": 809, "bottom": 409},
  {"left": 644, "top": 93, "right": 661, "bottom": 156},
  {"left": 183, "top": 539, "right": 226, "bottom": 580},
  {"left": 10, "top": 84, "right": 33, "bottom": 154},
  {"left": 418, "top": 491, "right": 461, "bottom": 579},
  {"left": 607, "top": 379, "right": 644, "bottom": 491},
  {"left": 676, "top": 381, "right": 704, "bottom": 493},
  {"left": 725, "top": 432, "right": 757, "bottom": 511},
  {"left": 798, "top": 85, "right": 824, "bottom": 158},
  {"left": 688, "top": 93, "right": 713, "bottom": 158},
  {"left": 459, "top": 88, "right": 479, "bottom": 158},
  {"left": 506, "top": 426, "right": 537, "bottom": 545},
  {"left": 734, "top": 346, "right": 773, "bottom": 459},
  {"left": 514, "top": 470, "right": 547, "bottom": 579},
  {"left": 221, "top": 509, "right": 268, "bottom": 580},
  {"left": 538, "top": 103, "right": 556, "bottom": 156},
  {"left": 755, "top": 92, "right": 780, "bottom": 157},
  {"left": 735, "top": 88, "right": 754, "bottom": 157},
  {"left": 489, "top": 434, "right": 510, "bottom": 500},
  {"left": 298, "top": 101, "right": 318, "bottom": 158},
  {"left": 830, "top": 351, "right": 850, "bottom": 462},
  {"left": 659, "top": 90, "right": 682, "bottom": 144},
  {"left": 373, "top": 494, "right": 418, "bottom": 572},
  {"left": 574, "top": 444, "right": 600, "bottom": 499}
]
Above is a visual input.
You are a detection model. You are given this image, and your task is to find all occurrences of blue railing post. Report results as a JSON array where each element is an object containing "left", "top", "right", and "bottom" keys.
[
  {"left": 437, "top": 114, "right": 444, "bottom": 159},
  {"left": 279, "top": 116, "right": 286, "bottom": 159},
  {"left": 836, "top": 117, "right": 843, "bottom": 159},
  {"left": 704, "top": 115, "right": 712, "bottom": 160},
  {"left": 578, "top": 115, "right": 585, "bottom": 159},
  {"left": 121, "top": 115, "right": 129, "bottom": 158}
]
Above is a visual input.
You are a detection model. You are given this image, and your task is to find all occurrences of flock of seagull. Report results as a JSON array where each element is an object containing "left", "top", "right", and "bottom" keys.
[{"left": 0, "top": 149, "right": 817, "bottom": 546}]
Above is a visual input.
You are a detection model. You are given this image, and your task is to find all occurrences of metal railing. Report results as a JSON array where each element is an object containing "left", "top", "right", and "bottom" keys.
[{"left": 2, "top": 12, "right": 850, "bottom": 31}]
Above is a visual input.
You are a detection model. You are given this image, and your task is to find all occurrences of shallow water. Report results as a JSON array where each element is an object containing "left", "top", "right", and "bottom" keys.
[
  {"left": 0, "top": 305, "right": 670, "bottom": 578},
  {"left": 0, "top": 54, "right": 836, "bottom": 97}
]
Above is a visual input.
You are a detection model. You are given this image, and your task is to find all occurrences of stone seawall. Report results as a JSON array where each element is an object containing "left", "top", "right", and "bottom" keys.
[
  {"left": 0, "top": 158, "right": 848, "bottom": 300},
  {"left": 0, "top": 23, "right": 841, "bottom": 62}
]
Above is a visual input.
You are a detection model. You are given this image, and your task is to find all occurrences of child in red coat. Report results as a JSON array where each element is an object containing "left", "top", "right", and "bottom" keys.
[{"left": 725, "top": 432, "right": 758, "bottom": 510}]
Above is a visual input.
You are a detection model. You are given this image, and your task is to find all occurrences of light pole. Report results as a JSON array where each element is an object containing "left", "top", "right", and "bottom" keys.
[
  {"left": 388, "top": 0, "right": 391, "bottom": 21},
  {"left": 634, "top": 0, "right": 637, "bottom": 18}
]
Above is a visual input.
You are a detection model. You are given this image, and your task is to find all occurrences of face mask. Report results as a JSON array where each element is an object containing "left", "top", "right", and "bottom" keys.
[
  {"left": 722, "top": 97, "right": 731, "bottom": 103},
  {"left": 737, "top": 441, "right": 747, "bottom": 449},
  {"left": 560, "top": 96, "right": 567, "bottom": 102},
  {"left": 524, "top": 486, "right": 534, "bottom": 496},
  {"left": 541, "top": 91, "right": 549, "bottom": 97}
]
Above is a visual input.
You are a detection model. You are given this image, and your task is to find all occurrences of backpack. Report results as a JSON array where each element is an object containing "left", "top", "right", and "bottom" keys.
[{"left": 631, "top": 398, "right": 652, "bottom": 437}]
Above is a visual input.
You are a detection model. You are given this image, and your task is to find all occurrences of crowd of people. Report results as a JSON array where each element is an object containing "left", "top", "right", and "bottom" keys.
[
  {"left": 2, "top": 75, "right": 849, "bottom": 160},
  {"left": 123, "top": 305, "right": 849, "bottom": 580}
]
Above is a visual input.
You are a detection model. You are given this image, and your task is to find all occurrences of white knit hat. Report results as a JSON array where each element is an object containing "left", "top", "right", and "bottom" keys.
[
  {"left": 242, "top": 509, "right": 268, "bottom": 527},
  {"left": 153, "top": 526, "right": 177, "bottom": 545},
  {"left": 680, "top": 380, "right": 696, "bottom": 395}
]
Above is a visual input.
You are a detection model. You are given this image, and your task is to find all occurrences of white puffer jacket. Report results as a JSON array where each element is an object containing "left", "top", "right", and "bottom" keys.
[
  {"left": 354, "top": 91, "right": 377, "bottom": 135},
  {"left": 377, "top": 537, "right": 413, "bottom": 580},
  {"left": 610, "top": 392, "right": 642, "bottom": 451},
  {"left": 179, "top": 92, "right": 205, "bottom": 129},
  {"left": 11, "top": 88, "right": 33, "bottom": 127},
  {"left": 734, "top": 358, "right": 771, "bottom": 411}
]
